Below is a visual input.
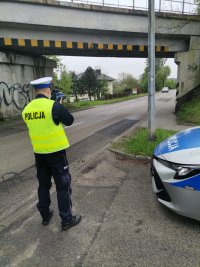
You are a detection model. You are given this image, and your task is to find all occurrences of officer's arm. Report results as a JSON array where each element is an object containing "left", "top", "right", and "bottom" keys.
[{"left": 52, "top": 102, "right": 74, "bottom": 126}]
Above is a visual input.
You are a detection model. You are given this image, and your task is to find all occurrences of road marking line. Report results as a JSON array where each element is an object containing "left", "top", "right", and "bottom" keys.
[
  {"left": 64, "top": 122, "right": 83, "bottom": 129},
  {"left": 105, "top": 111, "right": 117, "bottom": 116}
]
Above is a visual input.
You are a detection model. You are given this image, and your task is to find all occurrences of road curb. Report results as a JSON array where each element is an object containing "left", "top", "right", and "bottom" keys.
[{"left": 108, "top": 148, "right": 151, "bottom": 162}]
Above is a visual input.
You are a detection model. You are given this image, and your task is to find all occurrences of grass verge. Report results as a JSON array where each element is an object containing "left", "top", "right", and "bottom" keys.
[
  {"left": 63, "top": 94, "right": 147, "bottom": 111},
  {"left": 112, "top": 127, "right": 178, "bottom": 157},
  {"left": 176, "top": 95, "right": 200, "bottom": 125}
]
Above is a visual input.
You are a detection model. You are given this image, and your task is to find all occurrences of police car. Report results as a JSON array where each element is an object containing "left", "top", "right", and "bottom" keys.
[{"left": 151, "top": 127, "right": 200, "bottom": 221}]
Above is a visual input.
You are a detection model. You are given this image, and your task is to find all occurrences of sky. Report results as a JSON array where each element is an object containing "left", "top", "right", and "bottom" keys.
[{"left": 61, "top": 56, "right": 178, "bottom": 80}]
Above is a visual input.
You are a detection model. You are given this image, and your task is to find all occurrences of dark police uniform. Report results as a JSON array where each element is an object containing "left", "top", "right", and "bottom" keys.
[
  {"left": 34, "top": 94, "right": 74, "bottom": 223},
  {"left": 22, "top": 77, "right": 81, "bottom": 231}
]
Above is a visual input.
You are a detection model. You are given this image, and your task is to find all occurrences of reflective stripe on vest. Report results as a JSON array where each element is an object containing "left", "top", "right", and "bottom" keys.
[{"left": 22, "top": 98, "right": 69, "bottom": 153}]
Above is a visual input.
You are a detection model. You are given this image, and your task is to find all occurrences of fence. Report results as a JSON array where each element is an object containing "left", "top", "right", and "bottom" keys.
[{"left": 60, "top": 0, "right": 199, "bottom": 15}]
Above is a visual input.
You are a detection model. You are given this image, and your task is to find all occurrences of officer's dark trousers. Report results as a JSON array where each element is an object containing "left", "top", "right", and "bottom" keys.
[{"left": 35, "top": 150, "right": 72, "bottom": 222}]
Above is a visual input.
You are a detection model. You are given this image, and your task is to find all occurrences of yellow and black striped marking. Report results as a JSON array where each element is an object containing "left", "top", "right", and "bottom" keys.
[{"left": 0, "top": 38, "right": 169, "bottom": 55}]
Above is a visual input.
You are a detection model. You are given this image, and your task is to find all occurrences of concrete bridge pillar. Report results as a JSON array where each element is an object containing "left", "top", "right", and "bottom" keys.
[
  {"left": 0, "top": 52, "right": 56, "bottom": 120},
  {"left": 175, "top": 37, "right": 200, "bottom": 112}
]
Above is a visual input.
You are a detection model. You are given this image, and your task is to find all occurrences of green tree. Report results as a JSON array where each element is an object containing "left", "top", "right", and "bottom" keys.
[
  {"left": 196, "top": 0, "right": 200, "bottom": 14},
  {"left": 114, "top": 73, "right": 140, "bottom": 93},
  {"left": 46, "top": 55, "right": 63, "bottom": 77},
  {"left": 155, "top": 58, "right": 167, "bottom": 73},
  {"left": 96, "top": 79, "right": 108, "bottom": 99},
  {"left": 140, "top": 58, "right": 171, "bottom": 92},
  {"left": 46, "top": 56, "right": 72, "bottom": 101},
  {"left": 165, "top": 79, "right": 177, "bottom": 89},
  {"left": 113, "top": 80, "right": 123, "bottom": 94},
  {"left": 159, "top": 66, "right": 171, "bottom": 88},
  {"left": 59, "top": 66, "right": 72, "bottom": 101},
  {"left": 53, "top": 72, "right": 60, "bottom": 89},
  {"left": 79, "top": 67, "right": 98, "bottom": 101},
  {"left": 70, "top": 71, "right": 80, "bottom": 102},
  {"left": 140, "top": 64, "right": 148, "bottom": 93},
  {"left": 45, "top": 55, "right": 62, "bottom": 89},
  {"left": 120, "top": 73, "right": 140, "bottom": 91}
]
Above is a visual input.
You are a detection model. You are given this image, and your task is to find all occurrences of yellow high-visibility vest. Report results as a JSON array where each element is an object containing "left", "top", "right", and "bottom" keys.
[{"left": 22, "top": 98, "right": 70, "bottom": 153}]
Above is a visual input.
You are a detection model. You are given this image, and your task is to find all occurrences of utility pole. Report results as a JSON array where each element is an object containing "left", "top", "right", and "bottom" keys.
[
  {"left": 148, "top": 0, "right": 156, "bottom": 140},
  {"left": 159, "top": 0, "right": 161, "bottom": 12},
  {"left": 182, "top": 0, "right": 185, "bottom": 14}
]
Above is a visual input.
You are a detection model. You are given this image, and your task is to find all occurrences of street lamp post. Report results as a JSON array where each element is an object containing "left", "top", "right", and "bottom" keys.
[{"left": 148, "top": 0, "right": 156, "bottom": 140}]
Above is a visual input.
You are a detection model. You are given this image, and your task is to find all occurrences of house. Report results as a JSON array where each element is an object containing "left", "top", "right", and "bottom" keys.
[
  {"left": 70, "top": 69, "right": 115, "bottom": 102},
  {"left": 94, "top": 69, "right": 115, "bottom": 95}
]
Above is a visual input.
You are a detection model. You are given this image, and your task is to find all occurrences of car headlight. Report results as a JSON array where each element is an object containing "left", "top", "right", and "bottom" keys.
[
  {"left": 153, "top": 155, "right": 200, "bottom": 180},
  {"left": 175, "top": 166, "right": 191, "bottom": 176}
]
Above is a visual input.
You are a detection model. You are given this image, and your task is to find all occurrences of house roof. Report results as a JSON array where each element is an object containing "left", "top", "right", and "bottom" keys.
[
  {"left": 77, "top": 69, "right": 115, "bottom": 81},
  {"left": 97, "top": 73, "right": 115, "bottom": 81}
]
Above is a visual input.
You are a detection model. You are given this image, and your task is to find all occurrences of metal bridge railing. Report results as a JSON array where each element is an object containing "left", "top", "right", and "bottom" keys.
[{"left": 60, "top": 0, "right": 199, "bottom": 15}]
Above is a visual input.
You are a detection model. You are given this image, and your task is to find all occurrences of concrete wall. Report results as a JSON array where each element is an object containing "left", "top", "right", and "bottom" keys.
[
  {"left": 0, "top": 52, "right": 56, "bottom": 120},
  {"left": 175, "top": 37, "right": 200, "bottom": 111}
]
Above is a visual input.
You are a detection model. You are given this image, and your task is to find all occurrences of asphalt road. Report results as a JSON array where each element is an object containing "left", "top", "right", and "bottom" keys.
[
  {"left": 0, "top": 92, "right": 176, "bottom": 182},
  {"left": 0, "top": 93, "right": 149, "bottom": 181},
  {"left": 2, "top": 91, "right": 198, "bottom": 267}
]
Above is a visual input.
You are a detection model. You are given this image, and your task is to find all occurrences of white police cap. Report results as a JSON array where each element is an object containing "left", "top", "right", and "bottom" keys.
[{"left": 30, "top": 77, "right": 52, "bottom": 89}]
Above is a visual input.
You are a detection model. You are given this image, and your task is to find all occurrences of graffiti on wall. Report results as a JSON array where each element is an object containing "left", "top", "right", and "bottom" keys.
[
  {"left": 188, "top": 63, "right": 198, "bottom": 72},
  {"left": 188, "top": 57, "right": 200, "bottom": 72},
  {"left": 0, "top": 82, "right": 33, "bottom": 110}
]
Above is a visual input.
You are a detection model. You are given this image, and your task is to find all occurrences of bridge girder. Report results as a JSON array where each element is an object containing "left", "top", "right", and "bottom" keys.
[{"left": 0, "top": 0, "right": 199, "bottom": 57}]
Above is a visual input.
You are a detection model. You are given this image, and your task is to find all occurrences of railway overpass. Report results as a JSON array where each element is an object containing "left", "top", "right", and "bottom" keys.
[
  {"left": 0, "top": 0, "right": 200, "bottom": 118},
  {"left": 0, "top": 0, "right": 200, "bottom": 57}
]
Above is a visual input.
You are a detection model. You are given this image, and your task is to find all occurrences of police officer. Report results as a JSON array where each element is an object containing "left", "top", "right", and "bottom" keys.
[{"left": 22, "top": 77, "right": 81, "bottom": 231}]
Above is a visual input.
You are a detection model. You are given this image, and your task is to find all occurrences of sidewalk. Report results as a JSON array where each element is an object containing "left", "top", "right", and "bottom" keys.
[
  {"left": 0, "top": 116, "right": 24, "bottom": 128},
  {"left": 140, "top": 93, "right": 188, "bottom": 132},
  {"left": 1, "top": 139, "right": 200, "bottom": 266}
]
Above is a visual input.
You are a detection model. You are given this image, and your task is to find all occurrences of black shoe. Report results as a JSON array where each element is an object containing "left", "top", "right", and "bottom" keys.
[
  {"left": 61, "top": 215, "right": 81, "bottom": 231},
  {"left": 42, "top": 209, "right": 54, "bottom": 226}
]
